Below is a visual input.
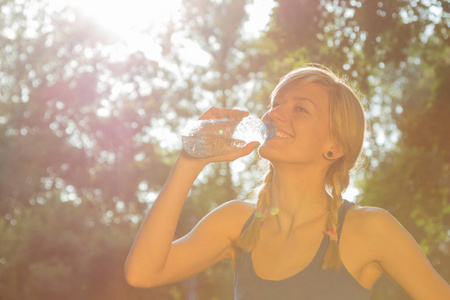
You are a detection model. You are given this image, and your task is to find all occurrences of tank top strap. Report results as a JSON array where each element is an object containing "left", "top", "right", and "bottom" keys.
[
  {"left": 235, "top": 211, "right": 255, "bottom": 272},
  {"left": 240, "top": 211, "right": 256, "bottom": 233},
  {"left": 337, "top": 200, "right": 355, "bottom": 242},
  {"left": 313, "top": 200, "right": 354, "bottom": 260}
]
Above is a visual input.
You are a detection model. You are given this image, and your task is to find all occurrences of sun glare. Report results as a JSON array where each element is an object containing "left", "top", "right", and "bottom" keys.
[
  {"left": 48, "top": 0, "right": 181, "bottom": 60},
  {"left": 74, "top": 0, "right": 180, "bottom": 33},
  {"left": 46, "top": 0, "right": 277, "bottom": 65}
]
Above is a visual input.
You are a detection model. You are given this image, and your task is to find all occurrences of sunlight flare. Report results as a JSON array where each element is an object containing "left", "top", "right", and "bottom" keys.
[{"left": 48, "top": 0, "right": 181, "bottom": 60}]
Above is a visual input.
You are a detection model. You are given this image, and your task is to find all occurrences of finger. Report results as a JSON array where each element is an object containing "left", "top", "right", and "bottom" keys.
[
  {"left": 232, "top": 109, "right": 249, "bottom": 122},
  {"left": 209, "top": 141, "right": 260, "bottom": 163},
  {"left": 222, "top": 109, "right": 248, "bottom": 122},
  {"left": 224, "top": 109, "right": 235, "bottom": 120},
  {"left": 244, "top": 141, "right": 261, "bottom": 153},
  {"left": 199, "top": 108, "right": 248, "bottom": 121},
  {"left": 240, "top": 110, "right": 250, "bottom": 119},
  {"left": 199, "top": 107, "right": 222, "bottom": 120}
]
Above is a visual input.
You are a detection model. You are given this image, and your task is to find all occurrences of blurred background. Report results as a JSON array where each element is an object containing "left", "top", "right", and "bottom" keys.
[{"left": 0, "top": 0, "right": 449, "bottom": 299}]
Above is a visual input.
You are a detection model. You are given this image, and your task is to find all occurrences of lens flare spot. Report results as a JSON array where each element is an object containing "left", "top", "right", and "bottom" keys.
[{"left": 270, "top": 208, "right": 280, "bottom": 215}]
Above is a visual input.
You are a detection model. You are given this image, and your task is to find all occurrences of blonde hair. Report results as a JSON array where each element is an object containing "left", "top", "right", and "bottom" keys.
[{"left": 235, "top": 64, "right": 366, "bottom": 271}]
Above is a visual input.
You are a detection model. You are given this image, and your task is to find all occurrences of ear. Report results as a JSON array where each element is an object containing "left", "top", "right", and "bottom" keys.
[{"left": 324, "top": 144, "right": 344, "bottom": 160}]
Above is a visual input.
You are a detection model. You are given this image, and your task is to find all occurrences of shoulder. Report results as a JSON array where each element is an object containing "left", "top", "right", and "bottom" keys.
[
  {"left": 208, "top": 199, "right": 255, "bottom": 220},
  {"left": 346, "top": 204, "right": 401, "bottom": 233},
  {"left": 345, "top": 203, "right": 412, "bottom": 256},
  {"left": 347, "top": 203, "right": 390, "bottom": 219},
  {"left": 196, "top": 199, "right": 256, "bottom": 241}
]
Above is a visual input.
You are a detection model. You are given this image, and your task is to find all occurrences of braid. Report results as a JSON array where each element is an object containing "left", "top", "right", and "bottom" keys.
[
  {"left": 235, "top": 165, "right": 274, "bottom": 252},
  {"left": 321, "top": 159, "right": 350, "bottom": 270}
]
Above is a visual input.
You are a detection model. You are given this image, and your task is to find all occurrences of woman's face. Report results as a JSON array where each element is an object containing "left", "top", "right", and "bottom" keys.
[{"left": 259, "top": 82, "right": 334, "bottom": 166}]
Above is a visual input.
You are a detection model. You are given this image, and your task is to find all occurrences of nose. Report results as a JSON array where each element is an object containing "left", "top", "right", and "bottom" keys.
[{"left": 264, "top": 105, "right": 287, "bottom": 124}]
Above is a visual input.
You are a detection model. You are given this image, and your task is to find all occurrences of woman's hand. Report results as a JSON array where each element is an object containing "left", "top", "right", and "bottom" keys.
[{"left": 179, "top": 107, "right": 261, "bottom": 166}]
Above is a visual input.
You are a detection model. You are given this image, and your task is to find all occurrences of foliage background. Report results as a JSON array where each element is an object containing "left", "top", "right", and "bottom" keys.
[{"left": 0, "top": 0, "right": 449, "bottom": 299}]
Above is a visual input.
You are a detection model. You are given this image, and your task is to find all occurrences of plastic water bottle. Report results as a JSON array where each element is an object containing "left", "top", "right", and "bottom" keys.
[{"left": 181, "top": 116, "right": 276, "bottom": 157}]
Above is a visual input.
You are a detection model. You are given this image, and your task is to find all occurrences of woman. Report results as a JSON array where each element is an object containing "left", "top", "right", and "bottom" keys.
[{"left": 125, "top": 65, "right": 450, "bottom": 299}]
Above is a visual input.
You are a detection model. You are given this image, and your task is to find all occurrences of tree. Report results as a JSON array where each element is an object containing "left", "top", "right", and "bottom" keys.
[
  {"left": 0, "top": 192, "right": 186, "bottom": 300},
  {"left": 359, "top": 60, "right": 450, "bottom": 300},
  {"left": 0, "top": 0, "right": 173, "bottom": 217},
  {"left": 0, "top": 0, "right": 177, "bottom": 298}
]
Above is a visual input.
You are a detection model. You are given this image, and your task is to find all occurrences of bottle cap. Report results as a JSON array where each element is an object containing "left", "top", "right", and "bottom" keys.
[{"left": 263, "top": 122, "right": 276, "bottom": 140}]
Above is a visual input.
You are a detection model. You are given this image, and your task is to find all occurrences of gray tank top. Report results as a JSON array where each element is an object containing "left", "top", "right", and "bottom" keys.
[{"left": 234, "top": 200, "right": 371, "bottom": 300}]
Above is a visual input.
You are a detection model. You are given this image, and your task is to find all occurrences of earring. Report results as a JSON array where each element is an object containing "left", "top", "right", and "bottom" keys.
[{"left": 327, "top": 151, "right": 334, "bottom": 158}]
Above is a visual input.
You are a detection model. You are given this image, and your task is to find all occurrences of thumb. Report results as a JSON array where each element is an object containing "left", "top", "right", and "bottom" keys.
[
  {"left": 241, "top": 141, "right": 261, "bottom": 154},
  {"left": 247, "top": 141, "right": 261, "bottom": 150}
]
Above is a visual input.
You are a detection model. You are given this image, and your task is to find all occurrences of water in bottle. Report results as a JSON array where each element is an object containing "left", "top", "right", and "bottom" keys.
[{"left": 181, "top": 116, "right": 276, "bottom": 157}]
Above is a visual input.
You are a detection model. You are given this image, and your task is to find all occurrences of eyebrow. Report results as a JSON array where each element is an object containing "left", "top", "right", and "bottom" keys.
[
  {"left": 269, "top": 95, "right": 317, "bottom": 109},
  {"left": 293, "top": 96, "right": 316, "bottom": 107}
]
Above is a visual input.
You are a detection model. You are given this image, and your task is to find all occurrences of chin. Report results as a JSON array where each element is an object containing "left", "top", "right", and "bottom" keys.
[{"left": 258, "top": 143, "right": 281, "bottom": 161}]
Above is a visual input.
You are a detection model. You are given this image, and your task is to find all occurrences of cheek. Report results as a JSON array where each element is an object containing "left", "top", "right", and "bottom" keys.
[
  {"left": 310, "top": 123, "right": 332, "bottom": 149},
  {"left": 296, "top": 120, "right": 330, "bottom": 148}
]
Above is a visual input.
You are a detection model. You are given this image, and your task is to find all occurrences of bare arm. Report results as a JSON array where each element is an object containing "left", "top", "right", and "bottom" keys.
[
  {"left": 124, "top": 108, "right": 257, "bottom": 287},
  {"left": 365, "top": 208, "right": 450, "bottom": 299}
]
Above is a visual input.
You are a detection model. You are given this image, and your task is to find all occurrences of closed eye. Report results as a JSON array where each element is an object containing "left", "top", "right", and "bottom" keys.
[{"left": 295, "top": 106, "right": 308, "bottom": 113}]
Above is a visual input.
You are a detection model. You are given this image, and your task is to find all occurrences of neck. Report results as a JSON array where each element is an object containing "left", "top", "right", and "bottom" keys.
[{"left": 267, "top": 162, "right": 331, "bottom": 231}]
